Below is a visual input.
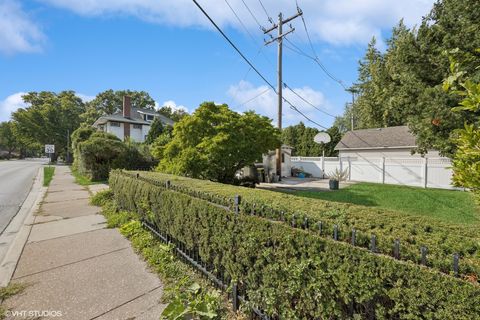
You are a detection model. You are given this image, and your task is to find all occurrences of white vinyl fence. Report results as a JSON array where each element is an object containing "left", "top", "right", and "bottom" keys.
[{"left": 291, "top": 156, "right": 455, "bottom": 189}]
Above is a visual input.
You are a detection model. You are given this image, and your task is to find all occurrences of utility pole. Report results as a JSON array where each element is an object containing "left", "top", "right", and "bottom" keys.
[
  {"left": 264, "top": 9, "right": 302, "bottom": 181},
  {"left": 347, "top": 88, "right": 357, "bottom": 131}
]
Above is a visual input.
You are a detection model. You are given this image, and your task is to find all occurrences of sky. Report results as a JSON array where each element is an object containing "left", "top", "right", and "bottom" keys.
[{"left": 0, "top": 0, "right": 435, "bottom": 129}]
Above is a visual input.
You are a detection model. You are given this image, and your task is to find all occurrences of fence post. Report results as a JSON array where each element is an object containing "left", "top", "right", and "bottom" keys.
[
  {"left": 333, "top": 225, "right": 338, "bottom": 240},
  {"left": 423, "top": 157, "right": 428, "bottom": 188},
  {"left": 453, "top": 253, "right": 459, "bottom": 277},
  {"left": 232, "top": 282, "right": 239, "bottom": 312},
  {"left": 318, "top": 221, "right": 323, "bottom": 235},
  {"left": 370, "top": 235, "right": 377, "bottom": 253},
  {"left": 420, "top": 246, "right": 428, "bottom": 265},
  {"left": 394, "top": 239, "right": 400, "bottom": 259},
  {"left": 381, "top": 157, "right": 386, "bottom": 184},
  {"left": 165, "top": 180, "right": 171, "bottom": 189},
  {"left": 234, "top": 195, "right": 241, "bottom": 215},
  {"left": 303, "top": 217, "right": 308, "bottom": 229},
  {"left": 348, "top": 157, "right": 352, "bottom": 181},
  {"left": 339, "top": 157, "right": 343, "bottom": 172}
]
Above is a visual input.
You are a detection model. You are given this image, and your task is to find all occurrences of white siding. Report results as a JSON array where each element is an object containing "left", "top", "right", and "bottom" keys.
[
  {"left": 130, "top": 124, "right": 143, "bottom": 142},
  {"left": 106, "top": 122, "right": 124, "bottom": 141},
  {"left": 142, "top": 125, "right": 151, "bottom": 142}
]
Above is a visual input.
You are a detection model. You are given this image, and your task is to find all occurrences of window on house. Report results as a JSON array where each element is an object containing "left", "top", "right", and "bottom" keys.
[
  {"left": 133, "top": 124, "right": 142, "bottom": 129},
  {"left": 110, "top": 121, "right": 120, "bottom": 127},
  {"left": 146, "top": 115, "right": 154, "bottom": 121}
]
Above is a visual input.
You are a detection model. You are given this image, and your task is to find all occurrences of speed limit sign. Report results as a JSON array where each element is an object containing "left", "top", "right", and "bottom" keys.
[{"left": 45, "top": 144, "right": 55, "bottom": 154}]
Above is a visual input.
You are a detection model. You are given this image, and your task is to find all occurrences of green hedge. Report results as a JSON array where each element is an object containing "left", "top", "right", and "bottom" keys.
[
  {"left": 117, "top": 171, "right": 480, "bottom": 279},
  {"left": 109, "top": 170, "right": 480, "bottom": 319}
]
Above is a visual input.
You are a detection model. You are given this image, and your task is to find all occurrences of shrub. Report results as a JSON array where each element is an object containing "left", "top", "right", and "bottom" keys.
[
  {"left": 109, "top": 171, "right": 480, "bottom": 319},
  {"left": 113, "top": 171, "right": 480, "bottom": 279},
  {"left": 71, "top": 127, "right": 156, "bottom": 181}
]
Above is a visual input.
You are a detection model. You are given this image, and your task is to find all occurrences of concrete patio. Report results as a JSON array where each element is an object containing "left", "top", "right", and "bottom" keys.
[{"left": 257, "top": 177, "right": 356, "bottom": 192}]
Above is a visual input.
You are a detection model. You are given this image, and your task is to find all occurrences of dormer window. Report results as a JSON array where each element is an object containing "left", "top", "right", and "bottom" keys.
[{"left": 146, "top": 114, "right": 154, "bottom": 121}]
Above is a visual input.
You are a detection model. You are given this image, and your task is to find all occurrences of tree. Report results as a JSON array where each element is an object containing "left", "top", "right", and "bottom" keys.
[
  {"left": 81, "top": 90, "right": 156, "bottom": 125},
  {"left": 443, "top": 52, "right": 480, "bottom": 202},
  {"left": 154, "top": 102, "right": 280, "bottom": 184},
  {"left": 281, "top": 122, "right": 342, "bottom": 157},
  {"left": 12, "top": 91, "right": 85, "bottom": 160},
  {"left": 337, "top": 0, "right": 480, "bottom": 156},
  {"left": 0, "top": 121, "right": 17, "bottom": 159},
  {"left": 158, "top": 105, "right": 188, "bottom": 122},
  {"left": 145, "top": 118, "right": 164, "bottom": 145}
]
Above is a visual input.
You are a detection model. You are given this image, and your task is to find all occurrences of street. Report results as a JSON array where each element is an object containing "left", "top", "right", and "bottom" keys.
[{"left": 0, "top": 159, "right": 46, "bottom": 234}]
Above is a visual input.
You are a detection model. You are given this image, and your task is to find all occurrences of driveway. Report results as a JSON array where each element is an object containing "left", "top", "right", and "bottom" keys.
[
  {"left": 0, "top": 159, "right": 47, "bottom": 234},
  {"left": 257, "top": 177, "right": 356, "bottom": 192}
]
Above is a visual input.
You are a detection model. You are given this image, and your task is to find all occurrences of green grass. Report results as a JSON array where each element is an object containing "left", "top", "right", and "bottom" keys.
[
  {"left": 43, "top": 167, "right": 55, "bottom": 187},
  {"left": 293, "top": 183, "right": 479, "bottom": 225},
  {"left": 70, "top": 167, "right": 106, "bottom": 186}
]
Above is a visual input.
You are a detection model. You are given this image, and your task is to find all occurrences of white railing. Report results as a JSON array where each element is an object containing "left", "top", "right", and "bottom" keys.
[{"left": 291, "top": 156, "right": 455, "bottom": 189}]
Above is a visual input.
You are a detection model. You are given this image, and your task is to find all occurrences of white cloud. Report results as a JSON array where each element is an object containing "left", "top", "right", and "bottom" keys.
[
  {"left": 227, "top": 80, "right": 333, "bottom": 128},
  {"left": 76, "top": 93, "right": 95, "bottom": 102},
  {"left": 0, "top": 92, "right": 28, "bottom": 122},
  {"left": 39, "top": 0, "right": 434, "bottom": 46},
  {"left": 160, "top": 100, "right": 189, "bottom": 113},
  {"left": 0, "top": 1, "right": 45, "bottom": 55}
]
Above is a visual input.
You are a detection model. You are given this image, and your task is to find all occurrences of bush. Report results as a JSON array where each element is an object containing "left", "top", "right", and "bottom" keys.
[
  {"left": 71, "top": 127, "right": 156, "bottom": 181},
  {"left": 112, "top": 171, "right": 480, "bottom": 279},
  {"left": 109, "top": 171, "right": 480, "bottom": 319}
]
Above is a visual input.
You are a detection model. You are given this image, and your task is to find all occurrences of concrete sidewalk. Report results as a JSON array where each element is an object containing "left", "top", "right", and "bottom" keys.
[{"left": 3, "top": 166, "right": 165, "bottom": 320}]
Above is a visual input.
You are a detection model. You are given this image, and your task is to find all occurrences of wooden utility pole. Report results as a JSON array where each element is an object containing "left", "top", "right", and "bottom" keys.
[{"left": 264, "top": 9, "right": 302, "bottom": 180}]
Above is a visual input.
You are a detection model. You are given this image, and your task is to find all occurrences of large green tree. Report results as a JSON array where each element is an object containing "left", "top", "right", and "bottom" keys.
[
  {"left": 12, "top": 91, "right": 85, "bottom": 160},
  {"left": 154, "top": 102, "right": 280, "bottom": 183},
  {"left": 0, "top": 121, "right": 17, "bottom": 158},
  {"left": 158, "top": 105, "right": 188, "bottom": 122},
  {"left": 282, "top": 122, "right": 342, "bottom": 157},
  {"left": 339, "top": 0, "right": 480, "bottom": 156},
  {"left": 81, "top": 90, "right": 156, "bottom": 125}
]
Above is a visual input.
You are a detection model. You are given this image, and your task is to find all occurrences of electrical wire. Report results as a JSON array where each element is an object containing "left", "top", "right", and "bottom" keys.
[
  {"left": 240, "top": 0, "right": 264, "bottom": 30},
  {"left": 257, "top": 0, "right": 273, "bottom": 23},
  {"left": 283, "top": 83, "right": 337, "bottom": 118},
  {"left": 234, "top": 88, "right": 271, "bottom": 109},
  {"left": 191, "top": 0, "right": 328, "bottom": 129}
]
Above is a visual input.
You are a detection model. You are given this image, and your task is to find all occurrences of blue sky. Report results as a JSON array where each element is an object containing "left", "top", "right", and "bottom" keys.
[{"left": 0, "top": 0, "right": 434, "bottom": 129}]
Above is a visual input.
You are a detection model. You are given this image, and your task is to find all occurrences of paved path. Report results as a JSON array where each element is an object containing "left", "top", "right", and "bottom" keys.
[
  {"left": 4, "top": 166, "right": 166, "bottom": 319},
  {"left": 0, "top": 159, "right": 47, "bottom": 234}
]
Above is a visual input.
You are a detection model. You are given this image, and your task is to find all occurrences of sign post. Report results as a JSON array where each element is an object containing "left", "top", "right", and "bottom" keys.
[{"left": 45, "top": 144, "right": 55, "bottom": 164}]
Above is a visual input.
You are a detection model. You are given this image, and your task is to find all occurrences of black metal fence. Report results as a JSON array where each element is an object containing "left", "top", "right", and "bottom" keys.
[{"left": 127, "top": 172, "right": 468, "bottom": 280}]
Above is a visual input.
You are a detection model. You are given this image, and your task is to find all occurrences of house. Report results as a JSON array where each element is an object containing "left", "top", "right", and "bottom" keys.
[
  {"left": 92, "top": 96, "right": 174, "bottom": 143},
  {"left": 260, "top": 145, "right": 293, "bottom": 180},
  {"left": 334, "top": 125, "right": 441, "bottom": 158}
]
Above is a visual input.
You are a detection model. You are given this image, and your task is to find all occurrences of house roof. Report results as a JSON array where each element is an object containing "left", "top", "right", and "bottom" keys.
[
  {"left": 93, "top": 107, "right": 175, "bottom": 127},
  {"left": 335, "top": 126, "right": 417, "bottom": 150}
]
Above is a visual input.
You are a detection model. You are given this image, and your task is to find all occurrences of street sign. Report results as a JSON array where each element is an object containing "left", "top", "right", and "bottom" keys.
[
  {"left": 45, "top": 144, "right": 55, "bottom": 154},
  {"left": 314, "top": 132, "right": 331, "bottom": 144}
]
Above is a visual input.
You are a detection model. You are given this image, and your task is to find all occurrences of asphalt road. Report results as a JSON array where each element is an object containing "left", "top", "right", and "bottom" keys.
[{"left": 0, "top": 159, "right": 46, "bottom": 234}]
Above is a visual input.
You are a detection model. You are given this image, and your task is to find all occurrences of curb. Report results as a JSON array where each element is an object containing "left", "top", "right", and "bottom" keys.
[{"left": 0, "top": 167, "right": 47, "bottom": 287}]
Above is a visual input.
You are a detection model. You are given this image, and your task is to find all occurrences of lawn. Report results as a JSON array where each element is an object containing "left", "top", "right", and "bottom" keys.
[
  {"left": 293, "top": 183, "right": 479, "bottom": 225},
  {"left": 43, "top": 166, "right": 55, "bottom": 187}
]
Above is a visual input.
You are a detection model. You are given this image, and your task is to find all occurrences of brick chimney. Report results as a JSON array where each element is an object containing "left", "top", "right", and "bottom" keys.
[
  {"left": 123, "top": 96, "right": 131, "bottom": 140},
  {"left": 123, "top": 96, "right": 131, "bottom": 119}
]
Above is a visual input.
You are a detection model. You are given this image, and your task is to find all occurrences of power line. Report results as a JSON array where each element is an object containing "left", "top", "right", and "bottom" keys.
[
  {"left": 283, "top": 82, "right": 337, "bottom": 118},
  {"left": 257, "top": 0, "right": 273, "bottom": 23},
  {"left": 191, "top": 0, "right": 327, "bottom": 129},
  {"left": 234, "top": 88, "right": 271, "bottom": 109},
  {"left": 192, "top": 0, "right": 275, "bottom": 91},
  {"left": 240, "top": 0, "right": 264, "bottom": 30},
  {"left": 292, "top": 0, "right": 348, "bottom": 90}
]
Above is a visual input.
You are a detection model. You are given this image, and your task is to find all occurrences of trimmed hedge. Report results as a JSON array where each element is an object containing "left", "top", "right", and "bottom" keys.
[
  {"left": 118, "top": 171, "right": 480, "bottom": 280},
  {"left": 110, "top": 170, "right": 480, "bottom": 319}
]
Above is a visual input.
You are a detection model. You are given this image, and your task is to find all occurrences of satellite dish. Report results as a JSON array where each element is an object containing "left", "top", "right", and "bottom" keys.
[{"left": 314, "top": 132, "right": 331, "bottom": 144}]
